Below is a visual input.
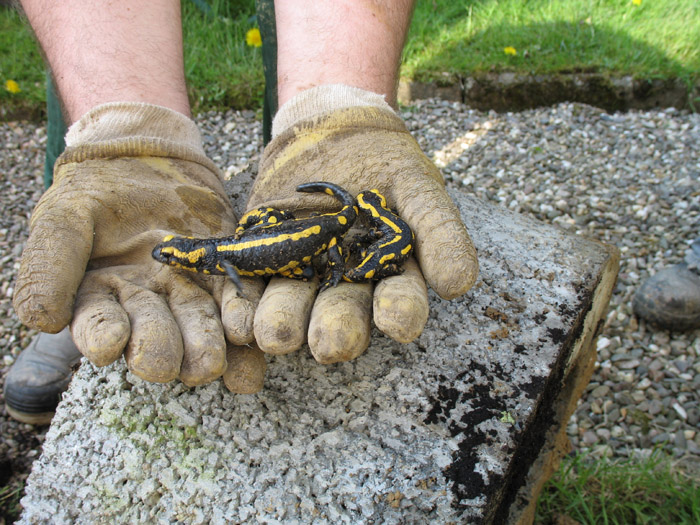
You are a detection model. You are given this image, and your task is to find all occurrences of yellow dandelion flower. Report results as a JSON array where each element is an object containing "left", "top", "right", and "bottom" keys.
[
  {"left": 246, "top": 28, "right": 262, "bottom": 48},
  {"left": 632, "top": 0, "right": 641, "bottom": 5},
  {"left": 5, "top": 79, "right": 20, "bottom": 94},
  {"left": 504, "top": 46, "right": 517, "bottom": 56}
]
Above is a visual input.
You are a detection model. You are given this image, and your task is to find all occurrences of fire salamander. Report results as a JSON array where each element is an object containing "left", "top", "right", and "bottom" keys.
[
  {"left": 152, "top": 183, "right": 415, "bottom": 292},
  {"left": 152, "top": 182, "right": 358, "bottom": 292},
  {"left": 343, "top": 189, "right": 414, "bottom": 282}
]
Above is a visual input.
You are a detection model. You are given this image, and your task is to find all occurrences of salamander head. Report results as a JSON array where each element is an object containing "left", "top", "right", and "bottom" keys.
[
  {"left": 358, "top": 189, "right": 389, "bottom": 210},
  {"left": 152, "top": 235, "right": 210, "bottom": 273}
]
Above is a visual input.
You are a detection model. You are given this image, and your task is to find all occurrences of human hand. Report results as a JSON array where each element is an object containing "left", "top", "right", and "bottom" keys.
[
  {"left": 246, "top": 85, "right": 478, "bottom": 363},
  {"left": 13, "top": 103, "right": 265, "bottom": 390}
]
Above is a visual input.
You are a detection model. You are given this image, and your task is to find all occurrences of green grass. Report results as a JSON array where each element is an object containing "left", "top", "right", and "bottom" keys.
[
  {"left": 403, "top": 0, "right": 700, "bottom": 84},
  {"left": 0, "top": 5, "right": 46, "bottom": 119},
  {"left": 182, "top": 0, "right": 263, "bottom": 113},
  {"left": 535, "top": 451, "right": 700, "bottom": 524},
  {"left": 0, "top": 0, "right": 263, "bottom": 118},
  {"left": 0, "top": 480, "right": 24, "bottom": 523},
  {"left": 2, "top": 0, "right": 699, "bottom": 119}
]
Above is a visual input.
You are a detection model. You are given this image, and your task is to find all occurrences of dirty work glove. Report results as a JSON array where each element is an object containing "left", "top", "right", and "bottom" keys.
[
  {"left": 13, "top": 102, "right": 265, "bottom": 391},
  {"left": 248, "top": 85, "right": 478, "bottom": 363}
]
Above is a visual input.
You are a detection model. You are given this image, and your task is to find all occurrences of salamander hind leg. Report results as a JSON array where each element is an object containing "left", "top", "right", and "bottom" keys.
[
  {"left": 374, "top": 263, "right": 405, "bottom": 279},
  {"left": 235, "top": 207, "right": 294, "bottom": 237}
]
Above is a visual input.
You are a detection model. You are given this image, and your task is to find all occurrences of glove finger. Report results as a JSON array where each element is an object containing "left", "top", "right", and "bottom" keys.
[
  {"left": 119, "top": 282, "right": 184, "bottom": 383},
  {"left": 70, "top": 273, "right": 131, "bottom": 367},
  {"left": 221, "top": 277, "right": 265, "bottom": 345},
  {"left": 307, "top": 281, "right": 373, "bottom": 364},
  {"left": 373, "top": 257, "right": 429, "bottom": 343},
  {"left": 13, "top": 197, "right": 94, "bottom": 333},
  {"left": 254, "top": 277, "right": 318, "bottom": 355},
  {"left": 223, "top": 343, "right": 267, "bottom": 394},
  {"left": 394, "top": 181, "right": 478, "bottom": 300},
  {"left": 164, "top": 271, "right": 227, "bottom": 387}
]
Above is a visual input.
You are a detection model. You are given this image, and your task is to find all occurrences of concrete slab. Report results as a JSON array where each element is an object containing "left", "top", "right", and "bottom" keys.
[{"left": 17, "top": 186, "right": 618, "bottom": 524}]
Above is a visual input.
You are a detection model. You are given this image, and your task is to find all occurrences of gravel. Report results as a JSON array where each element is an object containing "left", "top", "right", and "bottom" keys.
[{"left": 1, "top": 99, "right": 699, "bottom": 505}]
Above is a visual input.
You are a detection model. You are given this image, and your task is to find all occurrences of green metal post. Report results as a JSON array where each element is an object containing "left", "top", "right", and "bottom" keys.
[{"left": 45, "top": 73, "right": 67, "bottom": 189}]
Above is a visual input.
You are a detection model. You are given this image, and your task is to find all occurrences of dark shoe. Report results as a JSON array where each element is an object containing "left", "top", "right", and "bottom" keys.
[
  {"left": 633, "top": 262, "right": 700, "bottom": 332},
  {"left": 4, "top": 328, "right": 82, "bottom": 425}
]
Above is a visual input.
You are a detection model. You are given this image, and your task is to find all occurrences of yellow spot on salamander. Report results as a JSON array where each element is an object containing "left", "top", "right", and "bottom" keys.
[
  {"left": 364, "top": 269, "right": 375, "bottom": 279},
  {"left": 162, "top": 234, "right": 175, "bottom": 242},
  {"left": 337, "top": 215, "right": 347, "bottom": 225},
  {"left": 401, "top": 244, "right": 412, "bottom": 255},
  {"left": 379, "top": 253, "right": 396, "bottom": 264}
]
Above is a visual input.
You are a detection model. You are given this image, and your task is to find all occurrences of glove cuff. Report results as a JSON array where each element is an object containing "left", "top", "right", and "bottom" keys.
[
  {"left": 58, "top": 102, "right": 220, "bottom": 180},
  {"left": 66, "top": 101, "right": 205, "bottom": 151},
  {"left": 271, "top": 84, "right": 395, "bottom": 138}
]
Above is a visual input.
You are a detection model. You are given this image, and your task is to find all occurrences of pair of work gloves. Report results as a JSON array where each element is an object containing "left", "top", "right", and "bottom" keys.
[{"left": 13, "top": 85, "right": 478, "bottom": 393}]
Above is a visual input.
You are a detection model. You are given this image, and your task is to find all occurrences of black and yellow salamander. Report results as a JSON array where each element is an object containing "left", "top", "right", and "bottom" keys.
[
  {"left": 152, "top": 182, "right": 358, "bottom": 292},
  {"left": 343, "top": 189, "right": 414, "bottom": 282}
]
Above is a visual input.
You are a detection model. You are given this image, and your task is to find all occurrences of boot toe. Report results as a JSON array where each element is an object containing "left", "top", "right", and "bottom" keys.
[{"left": 3, "top": 328, "right": 81, "bottom": 425}]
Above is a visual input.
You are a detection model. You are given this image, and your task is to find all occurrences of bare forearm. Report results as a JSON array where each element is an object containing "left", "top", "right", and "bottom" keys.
[
  {"left": 21, "top": 0, "right": 190, "bottom": 123},
  {"left": 275, "top": 0, "right": 415, "bottom": 107}
]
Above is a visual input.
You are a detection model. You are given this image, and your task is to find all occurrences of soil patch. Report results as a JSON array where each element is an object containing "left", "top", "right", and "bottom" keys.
[{"left": 399, "top": 73, "right": 698, "bottom": 112}]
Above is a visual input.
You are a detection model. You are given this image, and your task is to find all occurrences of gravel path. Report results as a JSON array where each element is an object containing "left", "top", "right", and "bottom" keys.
[{"left": 1, "top": 100, "right": 699, "bottom": 508}]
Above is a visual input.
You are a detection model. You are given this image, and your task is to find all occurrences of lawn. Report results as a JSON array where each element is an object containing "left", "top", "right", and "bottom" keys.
[
  {"left": 404, "top": 0, "right": 700, "bottom": 83},
  {"left": 1, "top": 0, "right": 699, "bottom": 117}
]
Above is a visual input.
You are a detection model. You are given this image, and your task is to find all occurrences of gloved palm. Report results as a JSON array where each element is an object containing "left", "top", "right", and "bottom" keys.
[
  {"left": 248, "top": 87, "right": 478, "bottom": 363},
  {"left": 13, "top": 103, "right": 265, "bottom": 389}
]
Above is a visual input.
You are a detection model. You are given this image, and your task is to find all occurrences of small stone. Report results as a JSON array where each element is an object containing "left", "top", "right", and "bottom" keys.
[
  {"left": 596, "top": 337, "right": 611, "bottom": 351},
  {"left": 617, "top": 359, "right": 640, "bottom": 369},
  {"left": 615, "top": 392, "right": 636, "bottom": 405},
  {"left": 591, "top": 385, "right": 610, "bottom": 398},
  {"left": 648, "top": 359, "right": 664, "bottom": 372},
  {"left": 648, "top": 400, "right": 664, "bottom": 416},
  {"left": 583, "top": 430, "right": 598, "bottom": 445},
  {"left": 652, "top": 433, "right": 671, "bottom": 444},
  {"left": 674, "top": 359, "right": 690, "bottom": 373},
  {"left": 675, "top": 432, "right": 687, "bottom": 450},
  {"left": 672, "top": 402, "right": 688, "bottom": 420},
  {"left": 596, "top": 428, "right": 612, "bottom": 440},
  {"left": 611, "top": 426, "right": 625, "bottom": 438},
  {"left": 630, "top": 391, "right": 646, "bottom": 403},
  {"left": 637, "top": 378, "right": 652, "bottom": 390}
]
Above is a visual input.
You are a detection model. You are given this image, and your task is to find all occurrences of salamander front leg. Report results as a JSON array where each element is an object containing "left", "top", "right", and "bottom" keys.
[
  {"left": 319, "top": 238, "right": 346, "bottom": 293},
  {"left": 221, "top": 260, "right": 246, "bottom": 297}
]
